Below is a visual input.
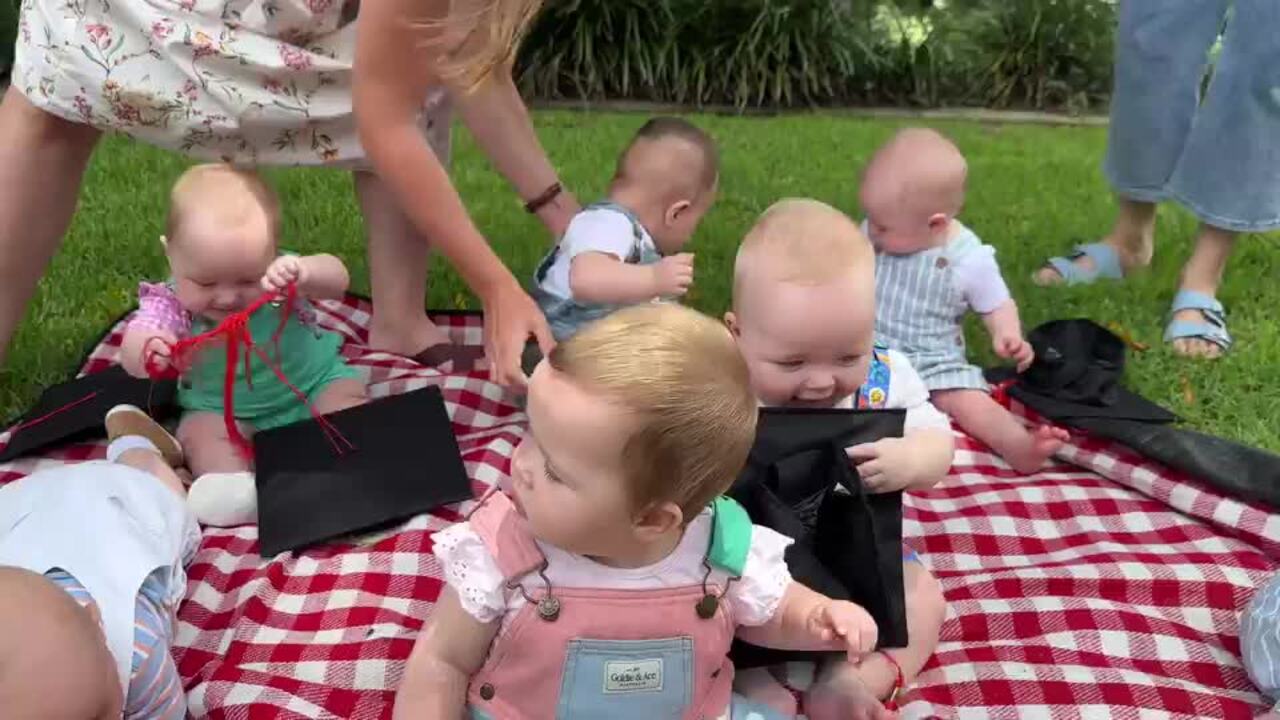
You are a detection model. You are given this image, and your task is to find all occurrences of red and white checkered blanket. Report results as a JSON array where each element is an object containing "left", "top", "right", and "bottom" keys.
[{"left": 1, "top": 295, "right": 1275, "bottom": 719}]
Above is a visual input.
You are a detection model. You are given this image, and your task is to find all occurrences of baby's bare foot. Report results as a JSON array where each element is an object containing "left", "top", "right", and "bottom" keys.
[
  {"left": 805, "top": 667, "right": 895, "bottom": 720},
  {"left": 1006, "top": 425, "right": 1069, "bottom": 474}
]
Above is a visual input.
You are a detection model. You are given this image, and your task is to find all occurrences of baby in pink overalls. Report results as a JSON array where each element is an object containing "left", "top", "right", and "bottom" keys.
[{"left": 395, "top": 303, "right": 882, "bottom": 720}]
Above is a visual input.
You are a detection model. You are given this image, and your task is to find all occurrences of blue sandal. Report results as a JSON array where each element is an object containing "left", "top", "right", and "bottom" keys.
[
  {"left": 1040, "top": 242, "right": 1124, "bottom": 286},
  {"left": 1164, "top": 289, "right": 1232, "bottom": 355}
]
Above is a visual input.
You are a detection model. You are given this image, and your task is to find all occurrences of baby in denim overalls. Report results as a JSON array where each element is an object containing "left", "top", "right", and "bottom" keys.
[
  {"left": 531, "top": 117, "right": 718, "bottom": 343},
  {"left": 396, "top": 304, "right": 884, "bottom": 720}
]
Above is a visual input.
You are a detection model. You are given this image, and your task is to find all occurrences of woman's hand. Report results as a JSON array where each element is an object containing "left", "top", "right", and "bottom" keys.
[{"left": 481, "top": 279, "right": 555, "bottom": 389}]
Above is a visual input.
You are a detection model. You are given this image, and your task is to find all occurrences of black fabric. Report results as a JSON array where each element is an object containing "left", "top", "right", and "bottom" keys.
[
  {"left": 1009, "top": 319, "right": 1176, "bottom": 423},
  {"left": 990, "top": 318, "right": 1280, "bottom": 511},
  {"left": 254, "top": 385, "right": 472, "bottom": 556},
  {"left": 0, "top": 366, "right": 177, "bottom": 462},
  {"left": 728, "top": 407, "right": 909, "bottom": 669}
]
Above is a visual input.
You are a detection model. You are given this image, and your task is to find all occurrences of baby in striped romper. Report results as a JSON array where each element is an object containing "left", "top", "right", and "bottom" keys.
[
  {"left": 0, "top": 406, "right": 199, "bottom": 719},
  {"left": 860, "top": 128, "right": 1069, "bottom": 474}
]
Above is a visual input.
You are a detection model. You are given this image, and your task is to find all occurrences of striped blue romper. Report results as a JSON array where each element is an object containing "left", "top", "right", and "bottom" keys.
[{"left": 873, "top": 223, "right": 1007, "bottom": 393}]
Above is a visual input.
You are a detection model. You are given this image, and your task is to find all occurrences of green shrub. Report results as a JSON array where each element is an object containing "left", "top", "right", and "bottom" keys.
[{"left": 516, "top": 0, "right": 1118, "bottom": 112}]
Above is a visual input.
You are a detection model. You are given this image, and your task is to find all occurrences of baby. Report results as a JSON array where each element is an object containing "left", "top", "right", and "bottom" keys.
[
  {"left": 531, "top": 116, "right": 717, "bottom": 342},
  {"left": 395, "top": 303, "right": 881, "bottom": 720},
  {"left": 860, "top": 128, "right": 1068, "bottom": 474},
  {"left": 0, "top": 405, "right": 200, "bottom": 719},
  {"left": 120, "top": 164, "right": 368, "bottom": 526},
  {"left": 727, "top": 199, "right": 951, "bottom": 719}
]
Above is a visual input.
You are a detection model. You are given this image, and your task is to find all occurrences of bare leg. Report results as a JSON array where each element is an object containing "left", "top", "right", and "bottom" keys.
[
  {"left": 932, "top": 389, "right": 1069, "bottom": 475},
  {"left": 1033, "top": 197, "right": 1157, "bottom": 286},
  {"left": 353, "top": 98, "right": 456, "bottom": 358},
  {"left": 176, "top": 411, "right": 253, "bottom": 477},
  {"left": 807, "top": 563, "right": 947, "bottom": 720},
  {"left": 0, "top": 90, "right": 102, "bottom": 364},
  {"left": 1170, "top": 223, "right": 1236, "bottom": 359},
  {"left": 310, "top": 377, "right": 369, "bottom": 415}
]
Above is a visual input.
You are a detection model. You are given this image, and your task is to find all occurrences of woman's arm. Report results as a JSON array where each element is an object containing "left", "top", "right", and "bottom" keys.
[
  {"left": 353, "top": 0, "right": 555, "bottom": 385},
  {"left": 453, "top": 73, "right": 581, "bottom": 237},
  {"left": 353, "top": 0, "right": 511, "bottom": 297}
]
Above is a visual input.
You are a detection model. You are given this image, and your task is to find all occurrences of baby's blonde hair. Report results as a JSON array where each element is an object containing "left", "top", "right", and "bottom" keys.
[
  {"left": 429, "top": 0, "right": 544, "bottom": 92},
  {"left": 861, "top": 127, "right": 968, "bottom": 217},
  {"left": 548, "top": 303, "right": 757, "bottom": 522},
  {"left": 166, "top": 163, "right": 281, "bottom": 245},
  {"left": 732, "top": 198, "right": 873, "bottom": 306}
]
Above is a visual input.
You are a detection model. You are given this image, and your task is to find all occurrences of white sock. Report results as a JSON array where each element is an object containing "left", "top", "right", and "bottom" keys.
[
  {"left": 106, "top": 435, "right": 159, "bottom": 463},
  {"left": 187, "top": 472, "right": 258, "bottom": 527}
]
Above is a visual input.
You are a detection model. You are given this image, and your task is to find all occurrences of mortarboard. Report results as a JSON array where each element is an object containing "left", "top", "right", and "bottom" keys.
[
  {"left": 253, "top": 385, "right": 472, "bottom": 556},
  {"left": 0, "top": 366, "right": 177, "bottom": 463},
  {"left": 728, "top": 406, "right": 909, "bottom": 669}
]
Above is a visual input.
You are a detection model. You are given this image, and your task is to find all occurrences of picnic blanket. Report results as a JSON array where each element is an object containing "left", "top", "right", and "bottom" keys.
[{"left": 0, "top": 294, "right": 1275, "bottom": 720}]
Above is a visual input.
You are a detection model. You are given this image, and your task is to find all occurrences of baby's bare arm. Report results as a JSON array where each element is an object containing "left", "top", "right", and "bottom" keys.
[
  {"left": 568, "top": 252, "right": 660, "bottom": 304},
  {"left": 737, "top": 581, "right": 873, "bottom": 654},
  {"left": 980, "top": 298, "right": 1022, "bottom": 340},
  {"left": 298, "top": 254, "right": 350, "bottom": 299},
  {"left": 393, "top": 587, "right": 499, "bottom": 720}
]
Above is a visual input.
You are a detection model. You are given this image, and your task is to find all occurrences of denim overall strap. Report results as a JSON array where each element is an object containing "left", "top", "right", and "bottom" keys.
[{"left": 466, "top": 494, "right": 741, "bottom": 720}]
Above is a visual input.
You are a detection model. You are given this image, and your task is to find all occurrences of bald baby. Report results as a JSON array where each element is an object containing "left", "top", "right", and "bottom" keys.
[
  {"left": 859, "top": 127, "right": 968, "bottom": 255},
  {"left": 0, "top": 566, "right": 123, "bottom": 719}
]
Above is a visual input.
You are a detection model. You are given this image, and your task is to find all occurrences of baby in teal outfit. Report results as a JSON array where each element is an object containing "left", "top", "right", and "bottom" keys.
[{"left": 120, "top": 164, "right": 368, "bottom": 527}]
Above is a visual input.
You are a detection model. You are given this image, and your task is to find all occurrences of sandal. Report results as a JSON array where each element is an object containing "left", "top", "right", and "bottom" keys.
[
  {"left": 1038, "top": 242, "right": 1124, "bottom": 286},
  {"left": 410, "top": 343, "right": 486, "bottom": 372},
  {"left": 1164, "top": 289, "right": 1232, "bottom": 355}
]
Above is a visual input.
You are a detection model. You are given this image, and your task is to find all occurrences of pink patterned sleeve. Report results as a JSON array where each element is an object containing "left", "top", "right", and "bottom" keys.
[{"left": 128, "top": 282, "right": 191, "bottom": 337}]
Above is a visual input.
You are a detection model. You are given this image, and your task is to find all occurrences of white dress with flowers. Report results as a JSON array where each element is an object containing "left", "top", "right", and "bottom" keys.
[{"left": 13, "top": 0, "right": 447, "bottom": 167}]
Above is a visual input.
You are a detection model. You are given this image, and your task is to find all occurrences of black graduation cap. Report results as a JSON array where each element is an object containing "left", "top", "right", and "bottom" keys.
[
  {"left": 0, "top": 366, "right": 178, "bottom": 463},
  {"left": 727, "top": 406, "right": 909, "bottom": 668},
  {"left": 253, "top": 385, "right": 472, "bottom": 557},
  {"left": 991, "top": 319, "right": 1176, "bottom": 424}
]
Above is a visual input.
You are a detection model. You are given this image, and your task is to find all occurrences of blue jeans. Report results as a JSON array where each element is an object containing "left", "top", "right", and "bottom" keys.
[{"left": 1104, "top": 0, "right": 1280, "bottom": 232}]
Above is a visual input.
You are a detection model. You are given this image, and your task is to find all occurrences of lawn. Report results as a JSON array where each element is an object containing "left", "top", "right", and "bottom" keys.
[{"left": 2, "top": 110, "right": 1278, "bottom": 451}]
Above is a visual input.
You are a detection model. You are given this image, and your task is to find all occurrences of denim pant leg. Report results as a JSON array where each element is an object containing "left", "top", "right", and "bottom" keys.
[
  {"left": 1166, "top": 0, "right": 1280, "bottom": 232},
  {"left": 1103, "top": 0, "right": 1229, "bottom": 202}
]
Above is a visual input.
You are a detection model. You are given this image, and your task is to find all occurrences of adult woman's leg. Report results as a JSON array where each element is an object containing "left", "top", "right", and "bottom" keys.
[
  {"left": 1161, "top": 0, "right": 1280, "bottom": 357},
  {"left": 1035, "top": 0, "right": 1229, "bottom": 286},
  {"left": 0, "top": 90, "right": 101, "bottom": 365},
  {"left": 355, "top": 94, "right": 484, "bottom": 366}
]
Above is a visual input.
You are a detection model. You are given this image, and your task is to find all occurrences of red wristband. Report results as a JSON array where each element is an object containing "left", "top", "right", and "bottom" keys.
[{"left": 878, "top": 650, "right": 906, "bottom": 711}]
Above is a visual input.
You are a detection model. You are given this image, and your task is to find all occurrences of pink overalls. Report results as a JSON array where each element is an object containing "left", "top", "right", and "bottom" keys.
[{"left": 464, "top": 492, "right": 752, "bottom": 720}]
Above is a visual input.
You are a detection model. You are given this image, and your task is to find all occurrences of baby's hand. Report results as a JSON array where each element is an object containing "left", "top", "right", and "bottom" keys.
[
  {"left": 651, "top": 253, "right": 695, "bottom": 297},
  {"left": 262, "top": 256, "right": 308, "bottom": 295},
  {"left": 846, "top": 437, "right": 918, "bottom": 493},
  {"left": 995, "top": 333, "right": 1034, "bottom": 372},
  {"left": 809, "top": 600, "right": 878, "bottom": 662}
]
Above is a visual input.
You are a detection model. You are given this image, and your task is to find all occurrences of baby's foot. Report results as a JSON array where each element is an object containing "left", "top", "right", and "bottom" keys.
[
  {"left": 805, "top": 668, "right": 896, "bottom": 720},
  {"left": 1007, "top": 425, "right": 1070, "bottom": 474},
  {"left": 187, "top": 471, "right": 257, "bottom": 527}
]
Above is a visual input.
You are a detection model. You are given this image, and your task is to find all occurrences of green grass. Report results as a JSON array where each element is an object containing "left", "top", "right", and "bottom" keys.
[{"left": 3, "top": 110, "right": 1279, "bottom": 451}]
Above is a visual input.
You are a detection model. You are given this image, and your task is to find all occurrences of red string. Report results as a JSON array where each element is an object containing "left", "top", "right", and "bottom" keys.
[
  {"left": 8, "top": 390, "right": 101, "bottom": 435},
  {"left": 143, "top": 283, "right": 353, "bottom": 459}
]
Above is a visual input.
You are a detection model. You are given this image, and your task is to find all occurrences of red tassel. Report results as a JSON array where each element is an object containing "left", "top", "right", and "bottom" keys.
[{"left": 142, "top": 283, "right": 353, "bottom": 459}]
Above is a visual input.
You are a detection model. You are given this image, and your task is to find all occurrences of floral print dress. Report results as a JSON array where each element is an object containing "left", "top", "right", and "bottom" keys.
[{"left": 13, "top": 0, "right": 448, "bottom": 167}]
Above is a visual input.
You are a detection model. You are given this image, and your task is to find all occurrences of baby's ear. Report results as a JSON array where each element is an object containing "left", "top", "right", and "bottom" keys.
[
  {"left": 724, "top": 311, "right": 739, "bottom": 336},
  {"left": 666, "top": 199, "right": 692, "bottom": 226},
  {"left": 927, "top": 213, "right": 950, "bottom": 230},
  {"left": 633, "top": 501, "right": 683, "bottom": 541}
]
